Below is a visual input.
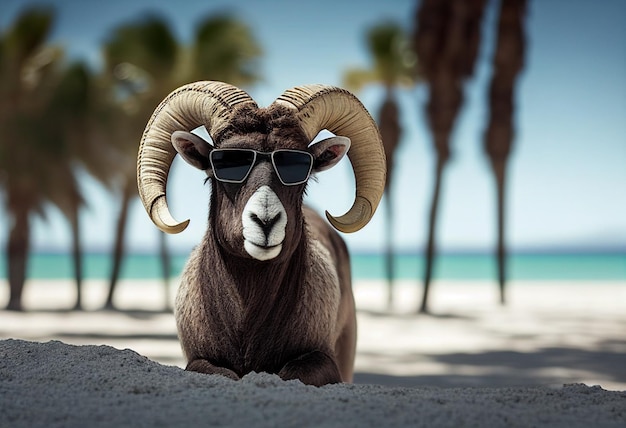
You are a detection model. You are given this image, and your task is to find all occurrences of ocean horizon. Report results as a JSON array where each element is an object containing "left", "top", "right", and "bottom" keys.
[{"left": 1, "top": 251, "right": 625, "bottom": 282}]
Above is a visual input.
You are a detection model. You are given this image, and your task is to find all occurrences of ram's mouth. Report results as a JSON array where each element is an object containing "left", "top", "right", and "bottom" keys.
[
  {"left": 248, "top": 241, "right": 281, "bottom": 250},
  {"left": 244, "top": 240, "right": 283, "bottom": 261}
]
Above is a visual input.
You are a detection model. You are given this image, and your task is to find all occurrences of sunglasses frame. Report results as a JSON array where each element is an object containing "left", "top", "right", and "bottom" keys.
[{"left": 209, "top": 148, "right": 314, "bottom": 186}]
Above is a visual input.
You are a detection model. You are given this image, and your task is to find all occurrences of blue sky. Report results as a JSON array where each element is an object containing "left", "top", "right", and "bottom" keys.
[{"left": 1, "top": 0, "right": 625, "bottom": 254}]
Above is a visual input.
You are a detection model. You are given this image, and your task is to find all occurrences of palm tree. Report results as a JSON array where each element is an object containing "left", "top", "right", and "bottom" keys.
[
  {"left": 0, "top": 7, "right": 99, "bottom": 310},
  {"left": 43, "top": 61, "right": 95, "bottom": 310},
  {"left": 413, "top": 0, "right": 486, "bottom": 313},
  {"left": 100, "top": 13, "right": 262, "bottom": 309},
  {"left": 484, "top": 0, "right": 527, "bottom": 304},
  {"left": 0, "top": 7, "right": 59, "bottom": 310},
  {"left": 343, "top": 22, "right": 417, "bottom": 309},
  {"left": 99, "top": 15, "right": 179, "bottom": 309}
]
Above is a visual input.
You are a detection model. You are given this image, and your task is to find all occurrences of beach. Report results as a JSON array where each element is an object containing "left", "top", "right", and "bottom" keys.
[{"left": 1, "top": 278, "right": 625, "bottom": 426}]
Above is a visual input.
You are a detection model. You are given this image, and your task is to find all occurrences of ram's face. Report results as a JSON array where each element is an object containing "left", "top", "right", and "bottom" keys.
[
  {"left": 171, "top": 106, "right": 349, "bottom": 262},
  {"left": 211, "top": 131, "right": 308, "bottom": 261}
]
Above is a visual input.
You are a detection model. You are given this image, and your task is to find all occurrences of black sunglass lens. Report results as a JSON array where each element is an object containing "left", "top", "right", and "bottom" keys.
[
  {"left": 211, "top": 151, "right": 255, "bottom": 182},
  {"left": 273, "top": 151, "right": 312, "bottom": 184}
]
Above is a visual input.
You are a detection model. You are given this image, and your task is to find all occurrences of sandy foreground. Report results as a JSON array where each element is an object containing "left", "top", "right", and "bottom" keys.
[{"left": 1, "top": 278, "right": 625, "bottom": 427}]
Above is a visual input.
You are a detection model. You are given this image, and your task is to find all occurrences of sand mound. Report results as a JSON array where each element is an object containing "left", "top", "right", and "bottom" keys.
[{"left": 1, "top": 339, "right": 624, "bottom": 427}]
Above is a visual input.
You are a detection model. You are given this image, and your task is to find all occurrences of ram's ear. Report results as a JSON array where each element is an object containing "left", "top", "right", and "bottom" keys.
[
  {"left": 309, "top": 136, "right": 351, "bottom": 173},
  {"left": 171, "top": 130, "right": 211, "bottom": 170}
]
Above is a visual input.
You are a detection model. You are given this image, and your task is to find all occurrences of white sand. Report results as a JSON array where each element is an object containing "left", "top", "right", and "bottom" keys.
[{"left": 1, "top": 278, "right": 625, "bottom": 426}]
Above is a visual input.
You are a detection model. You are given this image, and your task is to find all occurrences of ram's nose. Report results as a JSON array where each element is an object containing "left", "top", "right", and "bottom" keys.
[
  {"left": 250, "top": 212, "right": 283, "bottom": 242},
  {"left": 242, "top": 186, "right": 288, "bottom": 260}
]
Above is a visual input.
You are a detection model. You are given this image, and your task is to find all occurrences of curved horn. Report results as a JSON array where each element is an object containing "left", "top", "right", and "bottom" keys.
[
  {"left": 274, "top": 85, "right": 386, "bottom": 233},
  {"left": 137, "top": 81, "right": 257, "bottom": 233}
]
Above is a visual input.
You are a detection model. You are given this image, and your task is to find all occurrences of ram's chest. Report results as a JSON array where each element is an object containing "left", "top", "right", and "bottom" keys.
[
  {"left": 240, "top": 238, "right": 341, "bottom": 355},
  {"left": 176, "top": 238, "right": 341, "bottom": 368}
]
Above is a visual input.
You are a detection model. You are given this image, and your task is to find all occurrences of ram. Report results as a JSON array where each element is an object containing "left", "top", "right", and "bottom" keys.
[{"left": 137, "top": 81, "right": 385, "bottom": 386}]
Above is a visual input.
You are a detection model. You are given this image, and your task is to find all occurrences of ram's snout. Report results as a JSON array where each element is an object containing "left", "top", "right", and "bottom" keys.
[{"left": 242, "top": 186, "right": 287, "bottom": 261}]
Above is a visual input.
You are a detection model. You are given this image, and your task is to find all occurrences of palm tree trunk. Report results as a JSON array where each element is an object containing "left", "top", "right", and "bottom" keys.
[
  {"left": 159, "top": 232, "right": 171, "bottom": 311},
  {"left": 6, "top": 206, "right": 30, "bottom": 311},
  {"left": 105, "top": 183, "right": 133, "bottom": 309},
  {"left": 493, "top": 159, "right": 507, "bottom": 304},
  {"left": 420, "top": 156, "right": 447, "bottom": 314},
  {"left": 378, "top": 90, "right": 401, "bottom": 310},
  {"left": 384, "top": 193, "right": 394, "bottom": 309},
  {"left": 484, "top": 0, "right": 526, "bottom": 305},
  {"left": 70, "top": 207, "right": 83, "bottom": 310}
]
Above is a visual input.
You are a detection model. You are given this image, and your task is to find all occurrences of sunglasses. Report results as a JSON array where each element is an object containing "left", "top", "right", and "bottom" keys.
[{"left": 209, "top": 148, "right": 314, "bottom": 186}]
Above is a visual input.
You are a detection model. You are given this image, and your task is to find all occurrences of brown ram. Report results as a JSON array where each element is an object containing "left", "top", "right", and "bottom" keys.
[{"left": 137, "top": 81, "right": 385, "bottom": 386}]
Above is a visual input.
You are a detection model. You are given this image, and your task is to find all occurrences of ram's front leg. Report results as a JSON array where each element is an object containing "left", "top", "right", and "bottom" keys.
[
  {"left": 186, "top": 359, "right": 240, "bottom": 381},
  {"left": 278, "top": 350, "right": 342, "bottom": 386}
]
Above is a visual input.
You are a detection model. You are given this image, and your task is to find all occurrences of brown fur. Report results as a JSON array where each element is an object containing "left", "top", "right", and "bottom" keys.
[
  {"left": 175, "top": 208, "right": 355, "bottom": 386},
  {"left": 174, "top": 106, "right": 356, "bottom": 386}
]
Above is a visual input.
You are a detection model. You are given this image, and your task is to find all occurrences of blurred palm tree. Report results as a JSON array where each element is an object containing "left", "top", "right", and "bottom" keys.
[
  {"left": 0, "top": 7, "right": 103, "bottom": 310},
  {"left": 343, "top": 22, "right": 417, "bottom": 309},
  {"left": 43, "top": 61, "right": 109, "bottom": 310},
  {"left": 99, "top": 15, "right": 179, "bottom": 310},
  {"left": 484, "top": 0, "right": 527, "bottom": 304},
  {"left": 99, "top": 13, "right": 261, "bottom": 309},
  {"left": 0, "top": 7, "right": 55, "bottom": 310},
  {"left": 413, "top": 0, "right": 486, "bottom": 313}
]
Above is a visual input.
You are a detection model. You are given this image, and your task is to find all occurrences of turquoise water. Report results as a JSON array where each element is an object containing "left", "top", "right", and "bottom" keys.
[{"left": 1, "top": 252, "right": 625, "bottom": 281}]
